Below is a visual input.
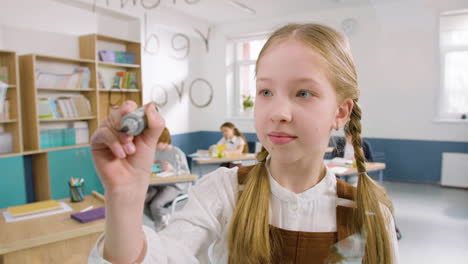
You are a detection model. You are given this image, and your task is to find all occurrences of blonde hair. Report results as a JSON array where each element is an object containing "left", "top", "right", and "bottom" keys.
[{"left": 228, "top": 23, "right": 394, "bottom": 264}]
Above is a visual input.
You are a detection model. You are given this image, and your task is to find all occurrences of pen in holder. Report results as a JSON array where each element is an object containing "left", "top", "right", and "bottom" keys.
[{"left": 69, "top": 177, "right": 85, "bottom": 202}]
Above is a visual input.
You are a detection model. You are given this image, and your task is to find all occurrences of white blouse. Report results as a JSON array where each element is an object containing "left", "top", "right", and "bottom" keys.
[
  {"left": 89, "top": 162, "right": 399, "bottom": 264},
  {"left": 216, "top": 136, "right": 245, "bottom": 151}
]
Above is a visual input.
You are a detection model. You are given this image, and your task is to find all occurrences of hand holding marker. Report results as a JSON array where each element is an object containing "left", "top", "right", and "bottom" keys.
[{"left": 120, "top": 102, "right": 159, "bottom": 136}]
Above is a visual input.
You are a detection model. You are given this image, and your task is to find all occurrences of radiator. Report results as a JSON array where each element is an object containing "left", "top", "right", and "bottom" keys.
[{"left": 441, "top": 152, "right": 468, "bottom": 188}]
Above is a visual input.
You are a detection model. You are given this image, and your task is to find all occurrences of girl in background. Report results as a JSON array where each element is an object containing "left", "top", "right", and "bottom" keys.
[{"left": 209, "top": 122, "right": 249, "bottom": 156}]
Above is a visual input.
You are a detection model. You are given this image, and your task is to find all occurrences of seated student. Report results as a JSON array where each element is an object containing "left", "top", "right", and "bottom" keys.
[
  {"left": 144, "top": 127, "right": 190, "bottom": 231},
  {"left": 209, "top": 122, "right": 249, "bottom": 156},
  {"left": 331, "top": 124, "right": 374, "bottom": 162}
]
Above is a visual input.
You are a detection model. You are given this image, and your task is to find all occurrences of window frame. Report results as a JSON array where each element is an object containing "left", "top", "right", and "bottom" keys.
[
  {"left": 227, "top": 34, "right": 268, "bottom": 119},
  {"left": 437, "top": 13, "right": 468, "bottom": 123}
]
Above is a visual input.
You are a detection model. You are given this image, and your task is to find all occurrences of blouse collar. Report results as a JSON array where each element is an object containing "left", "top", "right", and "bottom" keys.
[{"left": 265, "top": 155, "right": 336, "bottom": 202}]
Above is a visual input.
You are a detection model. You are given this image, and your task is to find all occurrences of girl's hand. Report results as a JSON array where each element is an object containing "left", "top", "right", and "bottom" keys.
[
  {"left": 90, "top": 101, "right": 165, "bottom": 194},
  {"left": 161, "top": 161, "right": 173, "bottom": 172}
]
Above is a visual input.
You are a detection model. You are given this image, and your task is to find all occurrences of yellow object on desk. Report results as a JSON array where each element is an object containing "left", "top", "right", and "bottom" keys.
[
  {"left": 0, "top": 195, "right": 105, "bottom": 264},
  {"left": 211, "top": 144, "right": 227, "bottom": 158},
  {"left": 7, "top": 200, "right": 61, "bottom": 217}
]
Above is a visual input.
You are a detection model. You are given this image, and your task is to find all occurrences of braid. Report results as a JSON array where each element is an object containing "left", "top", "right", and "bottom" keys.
[
  {"left": 348, "top": 101, "right": 394, "bottom": 264},
  {"left": 347, "top": 100, "right": 368, "bottom": 172}
]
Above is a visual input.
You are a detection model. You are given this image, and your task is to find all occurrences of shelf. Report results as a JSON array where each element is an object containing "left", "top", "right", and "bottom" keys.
[
  {"left": 41, "top": 144, "right": 91, "bottom": 152},
  {"left": 37, "top": 88, "right": 95, "bottom": 92},
  {"left": 98, "top": 61, "right": 140, "bottom": 68},
  {"left": 34, "top": 54, "right": 96, "bottom": 64},
  {"left": 97, "top": 34, "right": 140, "bottom": 45},
  {"left": 0, "top": 119, "right": 17, "bottom": 124},
  {"left": 0, "top": 152, "right": 22, "bottom": 158},
  {"left": 39, "top": 116, "right": 96, "bottom": 122},
  {"left": 0, "top": 50, "right": 16, "bottom": 55},
  {"left": 23, "top": 144, "right": 91, "bottom": 155},
  {"left": 99, "top": 89, "right": 140, "bottom": 93}
]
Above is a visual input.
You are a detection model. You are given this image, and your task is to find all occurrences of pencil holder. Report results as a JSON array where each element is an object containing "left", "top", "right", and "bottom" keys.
[{"left": 69, "top": 183, "right": 85, "bottom": 202}]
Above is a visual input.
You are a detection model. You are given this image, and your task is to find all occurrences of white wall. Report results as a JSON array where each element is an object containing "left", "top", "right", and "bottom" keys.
[
  {"left": 0, "top": 0, "right": 214, "bottom": 135},
  {"left": 0, "top": 27, "right": 3, "bottom": 48},
  {"left": 62, "top": 0, "right": 214, "bottom": 134},
  {"left": 200, "top": 0, "right": 468, "bottom": 142}
]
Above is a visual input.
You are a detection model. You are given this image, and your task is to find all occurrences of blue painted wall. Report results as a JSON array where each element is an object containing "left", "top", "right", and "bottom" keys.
[
  {"left": 48, "top": 147, "right": 103, "bottom": 200},
  {"left": 172, "top": 131, "right": 468, "bottom": 184},
  {"left": 0, "top": 156, "right": 27, "bottom": 208},
  {"left": 366, "top": 138, "right": 468, "bottom": 183},
  {"left": 7, "top": 131, "right": 467, "bottom": 208}
]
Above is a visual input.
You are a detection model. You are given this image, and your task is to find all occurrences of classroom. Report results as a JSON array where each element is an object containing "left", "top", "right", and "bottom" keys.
[{"left": 0, "top": 0, "right": 467, "bottom": 263}]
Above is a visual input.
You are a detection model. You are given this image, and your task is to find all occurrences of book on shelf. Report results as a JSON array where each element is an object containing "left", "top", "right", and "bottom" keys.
[
  {"left": 38, "top": 95, "right": 91, "bottom": 119},
  {"left": 39, "top": 121, "right": 89, "bottom": 148},
  {"left": 98, "top": 72, "right": 105, "bottom": 89},
  {"left": 35, "top": 66, "right": 91, "bottom": 89},
  {"left": 1, "top": 99, "right": 9, "bottom": 120},
  {"left": 0, "top": 131, "right": 13, "bottom": 154},
  {"left": 0, "top": 66, "right": 8, "bottom": 83},
  {"left": 38, "top": 97, "right": 55, "bottom": 119},
  {"left": 111, "top": 72, "right": 137, "bottom": 89},
  {"left": 0, "top": 81, "right": 8, "bottom": 118},
  {"left": 98, "top": 50, "right": 135, "bottom": 64}
]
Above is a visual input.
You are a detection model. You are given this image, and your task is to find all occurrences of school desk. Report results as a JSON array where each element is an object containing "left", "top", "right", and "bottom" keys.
[
  {"left": 149, "top": 173, "right": 198, "bottom": 186},
  {"left": 0, "top": 195, "right": 104, "bottom": 264},
  {"left": 189, "top": 150, "right": 258, "bottom": 176},
  {"left": 329, "top": 162, "right": 386, "bottom": 184}
]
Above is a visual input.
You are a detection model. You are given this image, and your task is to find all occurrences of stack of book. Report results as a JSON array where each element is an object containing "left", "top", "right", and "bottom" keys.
[
  {"left": 98, "top": 50, "right": 135, "bottom": 64},
  {"left": 38, "top": 95, "right": 91, "bottom": 119},
  {"left": 111, "top": 72, "right": 138, "bottom": 89},
  {"left": 0, "top": 131, "right": 12, "bottom": 154},
  {"left": 0, "top": 66, "right": 8, "bottom": 83},
  {"left": 40, "top": 121, "right": 89, "bottom": 149},
  {"left": 8, "top": 200, "right": 62, "bottom": 217},
  {"left": 3, "top": 200, "right": 71, "bottom": 222},
  {"left": 35, "top": 67, "right": 91, "bottom": 89},
  {"left": 0, "top": 81, "right": 9, "bottom": 120}
]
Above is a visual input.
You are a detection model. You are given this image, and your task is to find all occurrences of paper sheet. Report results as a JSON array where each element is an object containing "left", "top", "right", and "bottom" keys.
[{"left": 329, "top": 166, "right": 349, "bottom": 174}]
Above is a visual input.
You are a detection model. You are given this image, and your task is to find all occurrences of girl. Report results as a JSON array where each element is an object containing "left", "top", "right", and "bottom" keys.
[
  {"left": 209, "top": 122, "right": 249, "bottom": 156},
  {"left": 145, "top": 127, "right": 190, "bottom": 231},
  {"left": 89, "top": 23, "right": 399, "bottom": 264}
]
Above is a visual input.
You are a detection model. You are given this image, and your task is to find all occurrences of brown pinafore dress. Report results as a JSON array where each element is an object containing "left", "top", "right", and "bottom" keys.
[{"left": 237, "top": 166, "right": 358, "bottom": 264}]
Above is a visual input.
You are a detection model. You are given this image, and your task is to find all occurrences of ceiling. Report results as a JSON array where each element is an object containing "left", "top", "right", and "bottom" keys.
[{"left": 162, "top": 0, "right": 397, "bottom": 25}]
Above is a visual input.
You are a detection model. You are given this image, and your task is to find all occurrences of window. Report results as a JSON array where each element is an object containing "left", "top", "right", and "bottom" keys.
[
  {"left": 229, "top": 37, "right": 266, "bottom": 117},
  {"left": 439, "top": 12, "right": 468, "bottom": 121}
]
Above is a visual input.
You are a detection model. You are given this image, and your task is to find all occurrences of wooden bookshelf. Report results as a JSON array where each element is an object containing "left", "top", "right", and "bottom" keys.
[
  {"left": 100, "top": 88, "right": 141, "bottom": 93},
  {"left": 98, "top": 61, "right": 140, "bottom": 68},
  {"left": 0, "top": 119, "right": 17, "bottom": 124},
  {"left": 37, "top": 88, "right": 96, "bottom": 92},
  {"left": 0, "top": 35, "right": 143, "bottom": 202},
  {"left": 39, "top": 116, "right": 96, "bottom": 122},
  {"left": 79, "top": 33, "right": 142, "bottom": 124},
  {"left": 19, "top": 54, "right": 99, "bottom": 152},
  {"left": 0, "top": 50, "right": 23, "bottom": 155}
]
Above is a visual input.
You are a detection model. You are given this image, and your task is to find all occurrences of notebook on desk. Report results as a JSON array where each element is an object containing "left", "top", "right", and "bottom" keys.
[{"left": 7, "top": 200, "right": 62, "bottom": 217}]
